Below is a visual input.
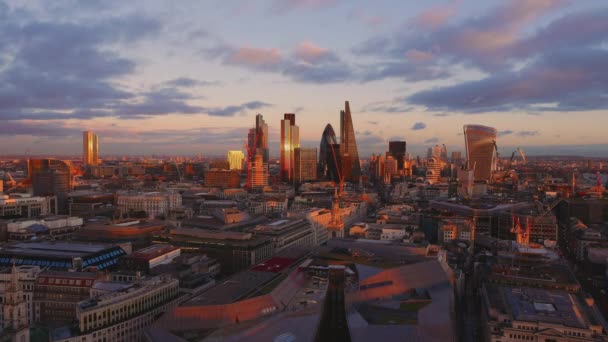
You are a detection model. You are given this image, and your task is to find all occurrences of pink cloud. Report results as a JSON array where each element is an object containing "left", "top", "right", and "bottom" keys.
[
  {"left": 405, "top": 49, "right": 434, "bottom": 62},
  {"left": 228, "top": 46, "right": 281, "bottom": 67},
  {"left": 294, "top": 41, "right": 331, "bottom": 64},
  {"left": 412, "top": 0, "right": 460, "bottom": 30}
]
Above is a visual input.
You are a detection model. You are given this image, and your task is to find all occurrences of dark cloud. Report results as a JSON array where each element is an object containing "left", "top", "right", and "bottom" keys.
[
  {"left": 205, "top": 101, "right": 272, "bottom": 117},
  {"left": 361, "top": 61, "right": 451, "bottom": 82},
  {"left": 408, "top": 48, "right": 608, "bottom": 113},
  {"left": 411, "top": 122, "right": 427, "bottom": 130},
  {"left": 425, "top": 137, "right": 439, "bottom": 144},
  {"left": 499, "top": 130, "right": 514, "bottom": 136}
]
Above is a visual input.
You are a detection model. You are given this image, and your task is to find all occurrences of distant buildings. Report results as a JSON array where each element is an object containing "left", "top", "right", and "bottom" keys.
[
  {"left": 82, "top": 131, "right": 99, "bottom": 167},
  {"left": 294, "top": 148, "right": 317, "bottom": 185},
  {"left": 340, "top": 101, "right": 361, "bottom": 183},
  {"left": 116, "top": 191, "right": 182, "bottom": 219},
  {"left": 280, "top": 113, "right": 300, "bottom": 182},
  {"left": 463, "top": 124, "right": 497, "bottom": 182},
  {"left": 0, "top": 194, "right": 57, "bottom": 218},
  {"left": 249, "top": 154, "right": 269, "bottom": 190},
  {"left": 29, "top": 158, "right": 72, "bottom": 214},
  {"left": 204, "top": 169, "right": 240, "bottom": 188},
  {"left": 226, "top": 150, "right": 244, "bottom": 170},
  {"left": 388, "top": 141, "right": 406, "bottom": 170},
  {"left": 247, "top": 115, "right": 269, "bottom": 189}
]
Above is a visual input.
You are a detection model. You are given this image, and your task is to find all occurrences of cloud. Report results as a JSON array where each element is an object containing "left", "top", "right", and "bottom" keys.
[
  {"left": 411, "top": 122, "right": 427, "bottom": 130},
  {"left": 405, "top": 49, "right": 434, "bottom": 63},
  {"left": 164, "top": 77, "right": 221, "bottom": 88},
  {"left": 367, "top": 121, "right": 378, "bottom": 125},
  {"left": 516, "top": 130, "right": 539, "bottom": 137},
  {"left": 355, "top": 0, "right": 568, "bottom": 71},
  {"left": 205, "top": 41, "right": 355, "bottom": 84},
  {"left": 205, "top": 101, "right": 273, "bottom": 117},
  {"left": 272, "top": 0, "right": 341, "bottom": 13},
  {"left": 499, "top": 130, "right": 514, "bottom": 136},
  {"left": 411, "top": 0, "right": 459, "bottom": 30},
  {"left": 408, "top": 48, "right": 608, "bottom": 112},
  {"left": 227, "top": 46, "right": 282, "bottom": 68},
  {"left": 425, "top": 137, "right": 439, "bottom": 144}
]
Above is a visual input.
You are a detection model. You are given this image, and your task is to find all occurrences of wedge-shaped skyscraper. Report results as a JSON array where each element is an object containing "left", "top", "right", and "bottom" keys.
[{"left": 340, "top": 101, "right": 360, "bottom": 183}]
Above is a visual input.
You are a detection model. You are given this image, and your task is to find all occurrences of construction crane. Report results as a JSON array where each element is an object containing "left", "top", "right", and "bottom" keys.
[
  {"left": 328, "top": 143, "right": 345, "bottom": 195},
  {"left": 492, "top": 140, "right": 501, "bottom": 169},
  {"left": 517, "top": 147, "right": 527, "bottom": 164}
]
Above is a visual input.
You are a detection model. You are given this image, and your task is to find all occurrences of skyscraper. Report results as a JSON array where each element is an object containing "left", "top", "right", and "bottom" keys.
[
  {"left": 463, "top": 124, "right": 497, "bottom": 182},
  {"left": 227, "top": 150, "right": 245, "bottom": 170},
  {"left": 388, "top": 141, "right": 406, "bottom": 170},
  {"left": 294, "top": 148, "right": 317, "bottom": 185},
  {"left": 280, "top": 113, "right": 300, "bottom": 182},
  {"left": 319, "top": 124, "right": 339, "bottom": 181},
  {"left": 339, "top": 101, "right": 360, "bottom": 183},
  {"left": 247, "top": 114, "right": 269, "bottom": 189},
  {"left": 82, "top": 131, "right": 99, "bottom": 166},
  {"left": 29, "top": 158, "right": 72, "bottom": 214}
]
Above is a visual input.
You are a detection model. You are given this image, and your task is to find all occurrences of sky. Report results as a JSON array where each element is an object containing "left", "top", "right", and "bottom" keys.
[{"left": 0, "top": 0, "right": 607, "bottom": 157}]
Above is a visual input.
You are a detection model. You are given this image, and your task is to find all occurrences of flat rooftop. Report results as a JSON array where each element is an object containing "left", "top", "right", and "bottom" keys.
[
  {"left": 486, "top": 284, "right": 600, "bottom": 328},
  {"left": 0, "top": 241, "right": 118, "bottom": 259}
]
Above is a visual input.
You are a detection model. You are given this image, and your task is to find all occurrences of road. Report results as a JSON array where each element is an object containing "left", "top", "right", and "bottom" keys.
[{"left": 315, "top": 268, "right": 352, "bottom": 342}]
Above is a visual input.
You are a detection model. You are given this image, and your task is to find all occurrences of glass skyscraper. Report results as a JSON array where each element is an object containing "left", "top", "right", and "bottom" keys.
[
  {"left": 463, "top": 124, "right": 497, "bottom": 182},
  {"left": 339, "top": 101, "right": 361, "bottom": 183},
  {"left": 82, "top": 131, "right": 99, "bottom": 166}
]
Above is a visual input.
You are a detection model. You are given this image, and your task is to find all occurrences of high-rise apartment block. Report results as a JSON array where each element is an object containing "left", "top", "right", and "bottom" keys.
[
  {"left": 82, "top": 131, "right": 99, "bottom": 166},
  {"left": 294, "top": 148, "right": 317, "bottom": 184},
  {"left": 227, "top": 150, "right": 244, "bottom": 170},
  {"left": 463, "top": 124, "right": 497, "bottom": 182},
  {"left": 280, "top": 113, "right": 300, "bottom": 182},
  {"left": 339, "top": 101, "right": 361, "bottom": 183}
]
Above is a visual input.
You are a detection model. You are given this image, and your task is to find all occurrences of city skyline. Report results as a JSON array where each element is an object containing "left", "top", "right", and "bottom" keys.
[{"left": 0, "top": 0, "right": 607, "bottom": 157}]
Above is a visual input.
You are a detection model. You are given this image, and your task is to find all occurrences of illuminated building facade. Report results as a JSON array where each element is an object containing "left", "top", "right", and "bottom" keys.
[
  {"left": 318, "top": 124, "right": 339, "bottom": 181},
  {"left": 280, "top": 113, "right": 300, "bottom": 182},
  {"left": 294, "top": 148, "right": 317, "bottom": 184},
  {"left": 464, "top": 124, "right": 497, "bottom": 182},
  {"left": 82, "top": 131, "right": 99, "bottom": 166},
  {"left": 339, "top": 101, "right": 361, "bottom": 183},
  {"left": 204, "top": 170, "right": 240, "bottom": 188},
  {"left": 249, "top": 154, "right": 268, "bottom": 190},
  {"left": 226, "top": 150, "right": 244, "bottom": 170}
]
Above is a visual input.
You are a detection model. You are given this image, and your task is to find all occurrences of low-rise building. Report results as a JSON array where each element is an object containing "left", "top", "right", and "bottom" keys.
[
  {"left": 438, "top": 218, "right": 474, "bottom": 245},
  {"left": 121, "top": 245, "right": 181, "bottom": 273},
  {"left": 0, "top": 194, "right": 57, "bottom": 218},
  {"left": 480, "top": 284, "right": 608, "bottom": 342},
  {"left": 54, "top": 275, "right": 180, "bottom": 342},
  {"left": 6, "top": 216, "right": 83, "bottom": 241},
  {"left": 117, "top": 191, "right": 182, "bottom": 219},
  {"left": 252, "top": 219, "right": 315, "bottom": 255}
]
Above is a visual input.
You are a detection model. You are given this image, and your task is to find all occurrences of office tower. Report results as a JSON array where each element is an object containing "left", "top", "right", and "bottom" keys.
[
  {"left": 82, "top": 131, "right": 99, "bottom": 166},
  {"left": 247, "top": 115, "right": 269, "bottom": 189},
  {"left": 339, "top": 101, "right": 361, "bottom": 183},
  {"left": 255, "top": 114, "right": 269, "bottom": 163},
  {"left": 451, "top": 151, "right": 463, "bottom": 164},
  {"left": 249, "top": 154, "right": 268, "bottom": 190},
  {"left": 29, "top": 159, "right": 72, "bottom": 214},
  {"left": 440, "top": 144, "right": 448, "bottom": 162},
  {"left": 463, "top": 124, "right": 497, "bottom": 182},
  {"left": 388, "top": 141, "right": 406, "bottom": 170},
  {"left": 294, "top": 148, "right": 317, "bottom": 184},
  {"left": 432, "top": 144, "right": 442, "bottom": 159},
  {"left": 280, "top": 113, "right": 300, "bottom": 182},
  {"left": 426, "top": 157, "right": 441, "bottom": 184},
  {"left": 319, "top": 124, "right": 338, "bottom": 180},
  {"left": 227, "top": 150, "right": 245, "bottom": 170}
]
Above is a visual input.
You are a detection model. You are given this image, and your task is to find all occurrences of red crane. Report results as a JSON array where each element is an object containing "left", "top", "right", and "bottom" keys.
[{"left": 328, "top": 143, "right": 344, "bottom": 195}]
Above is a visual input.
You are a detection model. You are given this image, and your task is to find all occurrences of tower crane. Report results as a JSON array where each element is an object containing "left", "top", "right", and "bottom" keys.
[{"left": 517, "top": 147, "right": 527, "bottom": 164}]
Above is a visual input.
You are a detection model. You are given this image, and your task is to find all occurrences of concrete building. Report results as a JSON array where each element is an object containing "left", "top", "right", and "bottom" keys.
[
  {"left": 164, "top": 228, "right": 274, "bottom": 274},
  {"left": 0, "top": 194, "right": 57, "bottom": 218},
  {"left": 82, "top": 131, "right": 99, "bottom": 167},
  {"left": 426, "top": 157, "right": 442, "bottom": 184},
  {"left": 29, "top": 158, "right": 72, "bottom": 214},
  {"left": 249, "top": 154, "right": 268, "bottom": 190},
  {"left": 226, "top": 150, "right": 245, "bottom": 170},
  {"left": 0, "top": 265, "right": 40, "bottom": 332},
  {"left": 6, "top": 216, "right": 83, "bottom": 241},
  {"left": 122, "top": 245, "right": 181, "bottom": 273},
  {"left": 204, "top": 169, "right": 240, "bottom": 188},
  {"left": 438, "top": 218, "right": 474, "bottom": 245},
  {"left": 480, "top": 284, "right": 608, "bottom": 342},
  {"left": 294, "top": 148, "right": 317, "bottom": 185},
  {"left": 117, "top": 191, "right": 182, "bottom": 219},
  {"left": 54, "top": 276, "right": 180, "bottom": 342},
  {"left": 252, "top": 219, "right": 314, "bottom": 255}
]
